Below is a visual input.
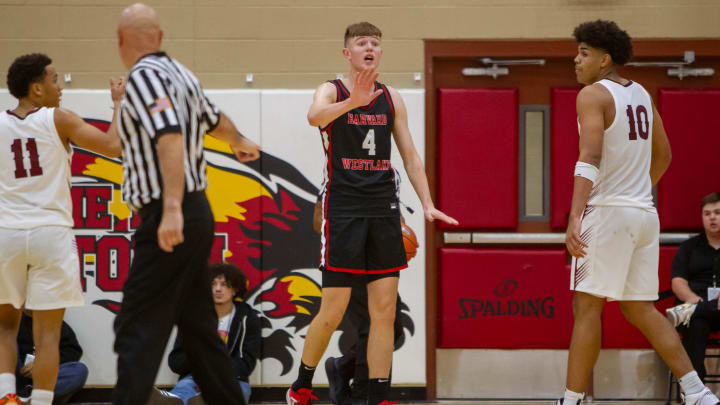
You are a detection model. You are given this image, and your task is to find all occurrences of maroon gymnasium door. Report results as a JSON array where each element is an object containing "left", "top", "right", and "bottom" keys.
[{"left": 435, "top": 88, "right": 574, "bottom": 348}]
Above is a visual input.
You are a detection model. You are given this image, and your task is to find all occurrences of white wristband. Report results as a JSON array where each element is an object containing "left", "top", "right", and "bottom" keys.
[{"left": 574, "top": 161, "right": 599, "bottom": 184}]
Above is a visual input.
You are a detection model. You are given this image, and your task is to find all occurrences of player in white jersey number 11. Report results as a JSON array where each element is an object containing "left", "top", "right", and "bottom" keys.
[{"left": 0, "top": 53, "right": 124, "bottom": 405}]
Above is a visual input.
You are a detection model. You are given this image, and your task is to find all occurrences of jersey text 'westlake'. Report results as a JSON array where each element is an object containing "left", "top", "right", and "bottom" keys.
[{"left": 341, "top": 158, "right": 392, "bottom": 171}]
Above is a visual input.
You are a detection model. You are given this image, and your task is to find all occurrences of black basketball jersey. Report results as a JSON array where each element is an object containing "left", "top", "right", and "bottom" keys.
[{"left": 320, "top": 79, "right": 399, "bottom": 218}]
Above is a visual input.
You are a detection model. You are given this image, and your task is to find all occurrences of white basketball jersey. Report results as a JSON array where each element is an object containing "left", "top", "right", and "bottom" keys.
[
  {"left": 0, "top": 108, "right": 73, "bottom": 228},
  {"left": 585, "top": 79, "right": 655, "bottom": 211}
]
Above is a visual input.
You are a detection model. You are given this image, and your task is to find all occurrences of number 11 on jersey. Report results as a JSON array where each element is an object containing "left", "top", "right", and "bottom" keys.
[
  {"left": 362, "top": 128, "right": 376, "bottom": 156},
  {"left": 11, "top": 138, "right": 43, "bottom": 179}
]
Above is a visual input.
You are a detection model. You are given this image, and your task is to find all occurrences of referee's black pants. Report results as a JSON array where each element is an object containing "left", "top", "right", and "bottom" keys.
[
  {"left": 677, "top": 299, "right": 720, "bottom": 382},
  {"left": 112, "top": 192, "right": 246, "bottom": 405}
]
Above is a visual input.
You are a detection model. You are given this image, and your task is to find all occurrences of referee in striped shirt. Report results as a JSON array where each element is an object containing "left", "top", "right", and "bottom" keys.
[{"left": 112, "top": 4, "right": 260, "bottom": 405}]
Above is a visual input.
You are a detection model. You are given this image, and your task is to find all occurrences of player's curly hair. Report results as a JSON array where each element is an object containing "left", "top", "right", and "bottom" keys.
[
  {"left": 6, "top": 53, "right": 52, "bottom": 99},
  {"left": 208, "top": 262, "right": 249, "bottom": 300},
  {"left": 344, "top": 22, "right": 382, "bottom": 46},
  {"left": 573, "top": 20, "right": 633, "bottom": 66}
]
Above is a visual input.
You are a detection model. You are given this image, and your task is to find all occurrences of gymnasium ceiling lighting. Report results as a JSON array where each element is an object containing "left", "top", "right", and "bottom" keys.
[
  {"left": 626, "top": 51, "right": 715, "bottom": 80},
  {"left": 462, "top": 57, "right": 545, "bottom": 79},
  {"left": 667, "top": 67, "right": 715, "bottom": 80},
  {"left": 462, "top": 65, "right": 509, "bottom": 79},
  {"left": 478, "top": 58, "right": 546, "bottom": 66}
]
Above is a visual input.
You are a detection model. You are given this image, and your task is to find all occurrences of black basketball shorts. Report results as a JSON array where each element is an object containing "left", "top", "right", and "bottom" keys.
[{"left": 319, "top": 216, "right": 408, "bottom": 284}]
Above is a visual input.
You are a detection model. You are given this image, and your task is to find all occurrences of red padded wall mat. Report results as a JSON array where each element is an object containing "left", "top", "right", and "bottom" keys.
[
  {"left": 658, "top": 89, "right": 720, "bottom": 230},
  {"left": 437, "top": 89, "right": 518, "bottom": 229},
  {"left": 438, "top": 248, "right": 571, "bottom": 348}
]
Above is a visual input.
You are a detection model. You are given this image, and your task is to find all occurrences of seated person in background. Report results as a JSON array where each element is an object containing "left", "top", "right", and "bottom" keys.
[
  {"left": 16, "top": 311, "right": 88, "bottom": 405},
  {"left": 165, "top": 263, "right": 261, "bottom": 405},
  {"left": 666, "top": 192, "right": 720, "bottom": 382}
]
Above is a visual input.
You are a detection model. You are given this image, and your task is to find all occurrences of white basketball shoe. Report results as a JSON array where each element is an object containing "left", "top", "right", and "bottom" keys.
[
  {"left": 683, "top": 387, "right": 720, "bottom": 405},
  {"left": 666, "top": 302, "right": 697, "bottom": 327},
  {"left": 555, "top": 398, "right": 581, "bottom": 405}
]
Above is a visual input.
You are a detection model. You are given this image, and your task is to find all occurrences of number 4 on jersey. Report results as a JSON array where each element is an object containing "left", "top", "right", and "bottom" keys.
[
  {"left": 11, "top": 138, "right": 43, "bottom": 179},
  {"left": 362, "top": 128, "right": 376, "bottom": 156}
]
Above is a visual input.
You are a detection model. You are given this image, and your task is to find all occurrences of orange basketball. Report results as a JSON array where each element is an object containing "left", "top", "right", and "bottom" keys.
[{"left": 402, "top": 223, "right": 419, "bottom": 262}]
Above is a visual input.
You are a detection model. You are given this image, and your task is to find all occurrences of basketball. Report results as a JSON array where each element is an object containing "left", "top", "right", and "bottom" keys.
[{"left": 402, "top": 223, "right": 419, "bottom": 262}]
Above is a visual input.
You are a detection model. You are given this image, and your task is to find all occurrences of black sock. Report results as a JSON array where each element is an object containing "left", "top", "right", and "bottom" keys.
[
  {"left": 292, "top": 362, "right": 316, "bottom": 391},
  {"left": 368, "top": 378, "right": 390, "bottom": 405}
]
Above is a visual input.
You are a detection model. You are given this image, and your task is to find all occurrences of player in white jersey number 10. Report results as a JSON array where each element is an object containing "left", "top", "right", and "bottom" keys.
[{"left": 557, "top": 20, "right": 719, "bottom": 405}]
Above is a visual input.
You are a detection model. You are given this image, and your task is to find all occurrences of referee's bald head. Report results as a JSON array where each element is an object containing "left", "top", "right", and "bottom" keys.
[{"left": 117, "top": 3, "right": 163, "bottom": 69}]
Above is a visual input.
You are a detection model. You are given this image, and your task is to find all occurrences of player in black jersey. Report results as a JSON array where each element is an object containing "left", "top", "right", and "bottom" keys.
[{"left": 286, "top": 22, "right": 457, "bottom": 405}]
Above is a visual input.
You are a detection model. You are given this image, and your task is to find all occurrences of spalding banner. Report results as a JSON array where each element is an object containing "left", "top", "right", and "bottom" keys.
[{"left": 0, "top": 89, "right": 427, "bottom": 386}]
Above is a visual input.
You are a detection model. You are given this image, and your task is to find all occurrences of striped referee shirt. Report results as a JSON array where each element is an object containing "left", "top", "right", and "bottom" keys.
[{"left": 118, "top": 51, "right": 219, "bottom": 212}]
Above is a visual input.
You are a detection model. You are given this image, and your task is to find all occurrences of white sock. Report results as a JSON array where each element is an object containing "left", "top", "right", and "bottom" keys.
[
  {"left": 0, "top": 373, "right": 15, "bottom": 397},
  {"left": 563, "top": 388, "right": 584, "bottom": 404},
  {"left": 679, "top": 370, "right": 705, "bottom": 395},
  {"left": 31, "top": 389, "right": 54, "bottom": 405}
]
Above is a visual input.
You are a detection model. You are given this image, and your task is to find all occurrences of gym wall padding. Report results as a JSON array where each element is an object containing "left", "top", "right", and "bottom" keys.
[
  {"left": 437, "top": 88, "right": 518, "bottom": 229},
  {"left": 657, "top": 89, "right": 720, "bottom": 230},
  {"left": 438, "top": 248, "right": 571, "bottom": 348},
  {"left": 550, "top": 87, "right": 581, "bottom": 231}
]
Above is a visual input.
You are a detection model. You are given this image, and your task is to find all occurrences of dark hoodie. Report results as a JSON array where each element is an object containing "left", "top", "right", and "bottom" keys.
[
  {"left": 17, "top": 314, "right": 83, "bottom": 365},
  {"left": 168, "top": 300, "right": 261, "bottom": 382}
]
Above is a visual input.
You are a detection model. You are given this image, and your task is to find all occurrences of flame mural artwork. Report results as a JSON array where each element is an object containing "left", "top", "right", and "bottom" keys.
[{"left": 0, "top": 89, "right": 426, "bottom": 386}]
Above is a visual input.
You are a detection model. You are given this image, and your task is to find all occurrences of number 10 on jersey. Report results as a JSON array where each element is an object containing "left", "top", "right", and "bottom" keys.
[{"left": 626, "top": 105, "right": 650, "bottom": 141}]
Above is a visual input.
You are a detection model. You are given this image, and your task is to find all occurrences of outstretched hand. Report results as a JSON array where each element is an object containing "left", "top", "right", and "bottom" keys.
[
  {"left": 424, "top": 207, "right": 458, "bottom": 226},
  {"left": 349, "top": 68, "right": 383, "bottom": 108},
  {"left": 230, "top": 137, "right": 261, "bottom": 163}
]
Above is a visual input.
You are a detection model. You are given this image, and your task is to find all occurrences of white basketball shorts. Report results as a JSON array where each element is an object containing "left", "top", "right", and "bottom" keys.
[
  {"left": 0, "top": 225, "right": 84, "bottom": 310},
  {"left": 570, "top": 205, "right": 659, "bottom": 301}
]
